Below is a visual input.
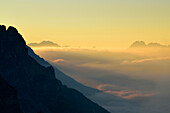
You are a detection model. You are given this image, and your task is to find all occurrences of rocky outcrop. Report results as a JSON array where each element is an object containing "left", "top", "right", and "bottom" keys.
[{"left": 0, "top": 25, "right": 110, "bottom": 113}]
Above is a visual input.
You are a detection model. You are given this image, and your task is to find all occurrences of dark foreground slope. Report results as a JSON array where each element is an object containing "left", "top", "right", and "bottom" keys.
[
  {"left": 0, "top": 76, "right": 23, "bottom": 113},
  {"left": 0, "top": 25, "right": 110, "bottom": 113}
]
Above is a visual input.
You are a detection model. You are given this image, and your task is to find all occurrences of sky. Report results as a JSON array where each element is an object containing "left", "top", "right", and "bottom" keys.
[{"left": 1, "top": 0, "right": 170, "bottom": 48}]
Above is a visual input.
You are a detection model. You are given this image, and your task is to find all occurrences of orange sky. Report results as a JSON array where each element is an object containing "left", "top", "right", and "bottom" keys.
[{"left": 1, "top": 0, "right": 170, "bottom": 49}]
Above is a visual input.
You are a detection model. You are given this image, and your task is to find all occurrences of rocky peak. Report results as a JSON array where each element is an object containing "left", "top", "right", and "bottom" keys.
[{"left": 0, "top": 25, "right": 27, "bottom": 59}]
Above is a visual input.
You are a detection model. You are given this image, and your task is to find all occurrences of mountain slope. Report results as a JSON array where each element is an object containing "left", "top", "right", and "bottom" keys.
[
  {"left": 27, "top": 46, "right": 101, "bottom": 96},
  {"left": 0, "top": 25, "right": 110, "bottom": 113},
  {"left": 27, "top": 46, "right": 51, "bottom": 67}
]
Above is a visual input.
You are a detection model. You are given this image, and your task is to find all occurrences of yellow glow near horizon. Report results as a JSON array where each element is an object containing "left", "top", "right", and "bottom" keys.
[{"left": 1, "top": 0, "right": 170, "bottom": 48}]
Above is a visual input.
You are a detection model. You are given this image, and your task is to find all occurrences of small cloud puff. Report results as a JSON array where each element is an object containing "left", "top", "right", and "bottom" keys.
[
  {"left": 96, "top": 84, "right": 156, "bottom": 99},
  {"left": 121, "top": 57, "right": 170, "bottom": 64},
  {"left": 53, "top": 59, "right": 65, "bottom": 63}
]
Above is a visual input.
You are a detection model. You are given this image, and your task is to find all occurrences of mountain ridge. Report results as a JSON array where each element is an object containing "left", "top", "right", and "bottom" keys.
[
  {"left": 28, "top": 41, "right": 60, "bottom": 47},
  {"left": 129, "top": 41, "right": 169, "bottom": 48}
]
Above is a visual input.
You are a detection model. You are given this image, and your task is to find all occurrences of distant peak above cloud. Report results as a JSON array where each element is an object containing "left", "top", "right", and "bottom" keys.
[
  {"left": 130, "top": 41, "right": 146, "bottom": 48},
  {"left": 129, "top": 41, "right": 169, "bottom": 48},
  {"left": 147, "top": 42, "right": 166, "bottom": 47},
  {"left": 28, "top": 41, "right": 60, "bottom": 47}
]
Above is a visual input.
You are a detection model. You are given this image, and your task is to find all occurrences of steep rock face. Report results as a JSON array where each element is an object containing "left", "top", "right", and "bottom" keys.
[
  {"left": 0, "top": 25, "right": 110, "bottom": 113},
  {"left": 0, "top": 76, "right": 23, "bottom": 113}
]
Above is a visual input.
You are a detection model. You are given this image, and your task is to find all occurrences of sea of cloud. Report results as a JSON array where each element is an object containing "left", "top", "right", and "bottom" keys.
[{"left": 33, "top": 47, "right": 170, "bottom": 113}]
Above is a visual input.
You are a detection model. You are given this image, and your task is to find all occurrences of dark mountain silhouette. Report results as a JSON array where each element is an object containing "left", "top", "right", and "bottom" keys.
[
  {"left": 28, "top": 41, "right": 60, "bottom": 47},
  {"left": 129, "top": 41, "right": 168, "bottom": 48},
  {"left": 0, "top": 25, "right": 110, "bottom": 113}
]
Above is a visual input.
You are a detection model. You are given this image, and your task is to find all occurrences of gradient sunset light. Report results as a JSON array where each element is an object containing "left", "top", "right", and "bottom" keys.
[{"left": 1, "top": 0, "right": 170, "bottom": 49}]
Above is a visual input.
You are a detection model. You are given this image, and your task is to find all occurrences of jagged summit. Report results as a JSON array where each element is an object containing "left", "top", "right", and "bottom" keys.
[
  {"left": 0, "top": 25, "right": 6, "bottom": 31},
  {"left": 0, "top": 25, "right": 27, "bottom": 57}
]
